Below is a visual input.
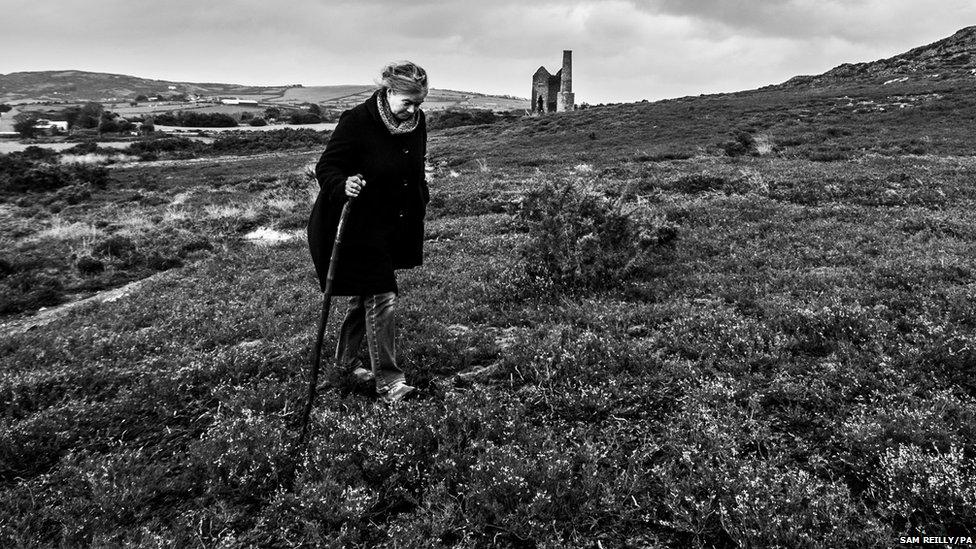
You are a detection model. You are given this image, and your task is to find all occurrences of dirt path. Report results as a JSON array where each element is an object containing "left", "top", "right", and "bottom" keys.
[{"left": 0, "top": 270, "right": 176, "bottom": 338}]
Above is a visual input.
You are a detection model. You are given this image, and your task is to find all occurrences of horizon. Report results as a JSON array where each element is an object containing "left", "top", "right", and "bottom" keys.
[{"left": 2, "top": 1, "right": 976, "bottom": 103}]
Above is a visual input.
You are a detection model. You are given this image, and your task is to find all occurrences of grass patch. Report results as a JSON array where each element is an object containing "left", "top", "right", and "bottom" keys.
[{"left": 3, "top": 93, "right": 976, "bottom": 545}]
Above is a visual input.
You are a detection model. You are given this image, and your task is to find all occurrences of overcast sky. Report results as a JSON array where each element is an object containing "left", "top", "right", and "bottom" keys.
[{"left": 3, "top": 0, "right": 975, "bottom": 103}]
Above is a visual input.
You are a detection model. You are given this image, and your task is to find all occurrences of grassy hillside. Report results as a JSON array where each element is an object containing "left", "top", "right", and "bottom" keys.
[
  {"left": 0, "top": 71, "right": 529, "bottom": 112},
  {"left": 3, "top": 39, "right": 976, "bottom": 546},
  {"left": 0, "top": 70, "right": 292, "bottom": 103}
]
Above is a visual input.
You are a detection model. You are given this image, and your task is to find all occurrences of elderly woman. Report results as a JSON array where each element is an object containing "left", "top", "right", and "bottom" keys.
[{"left": 307, "top": 61, "right": 430, "bottom": 403}]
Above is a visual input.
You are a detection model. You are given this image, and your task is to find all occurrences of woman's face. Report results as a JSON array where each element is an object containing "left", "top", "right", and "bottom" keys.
[{"left": 387, "top": 89, "right": 427, "bottom": 120}]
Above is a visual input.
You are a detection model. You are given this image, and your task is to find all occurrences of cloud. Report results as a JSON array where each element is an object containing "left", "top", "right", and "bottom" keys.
[
  {"left": 2, "top": 0, "right": 975, "bottom": 102},
  {"left": 635, "top": 0, "right": 976, "bottom": 45}
]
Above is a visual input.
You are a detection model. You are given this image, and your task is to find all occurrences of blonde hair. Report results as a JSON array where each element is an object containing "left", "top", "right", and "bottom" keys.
[{"left": 377, "top": 60, "right": 428, "bottom": 95}]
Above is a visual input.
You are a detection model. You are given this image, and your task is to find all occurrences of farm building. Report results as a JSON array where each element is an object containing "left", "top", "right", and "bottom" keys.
[
  {"left": 33, "top": 119, "right": 68, "bottom": 134},
  {"left": 220, "top": 98, "right": 259, "bottom": 106}
]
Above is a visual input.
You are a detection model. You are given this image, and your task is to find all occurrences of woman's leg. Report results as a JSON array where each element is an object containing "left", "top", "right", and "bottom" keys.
[
  {"left": 364, "top": 291, "right": 406, "bottom": 393},
  {"left": 334, "top": 295, "right": 366, "bottom": 369}
]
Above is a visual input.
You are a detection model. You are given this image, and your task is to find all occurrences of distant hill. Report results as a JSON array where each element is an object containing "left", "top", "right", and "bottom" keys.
[
  {"left": 0, "top": 70, "right": 285, "bottom": 103},
  {"left": 0, "top": 70, "right": 529, "bottom": 111},
  {"left": 427, "top": 26, "right": 976, "bottom": 168},
  {"left": 776, "top": 26, "right": 976, "bottom": 90}
]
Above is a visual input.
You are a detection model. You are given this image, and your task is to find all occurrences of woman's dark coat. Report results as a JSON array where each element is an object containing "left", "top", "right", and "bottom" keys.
[{"left": 307, "top": 90, "right": 429, "bottom": 296}]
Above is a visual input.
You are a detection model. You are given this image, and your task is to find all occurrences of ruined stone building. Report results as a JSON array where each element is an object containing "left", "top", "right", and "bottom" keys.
[{"left": 531, "top": 50, "right": 574, "bottom": 113}]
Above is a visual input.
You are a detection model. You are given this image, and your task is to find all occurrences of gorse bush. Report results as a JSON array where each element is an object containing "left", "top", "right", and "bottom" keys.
[
  {"left": 125, "top": 136, "right": 203, "bottom": 161},
  {"left": 209, "top": 129, "right": 330, "bottom": 154},
  {"left": 723, "top": 129, "right": 758, "bottom": 157},
  {"left": 154, "top": 111, "right": 238, "bottom": 128},
  {"left": 517, "top": 177, "right": 677, "bottom": 290},
  {"left": 0, "top": 152, "right": 110, "bottom": 195}
]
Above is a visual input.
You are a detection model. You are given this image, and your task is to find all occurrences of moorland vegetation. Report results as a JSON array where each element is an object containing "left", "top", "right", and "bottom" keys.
[{"left": 2, "top": 33, "right": 976, "bottom": 546}]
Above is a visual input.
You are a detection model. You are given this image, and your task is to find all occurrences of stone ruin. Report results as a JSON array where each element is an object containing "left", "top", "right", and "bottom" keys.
[{"left": 531, "top": 50, "right": 575, "bottom": 113}]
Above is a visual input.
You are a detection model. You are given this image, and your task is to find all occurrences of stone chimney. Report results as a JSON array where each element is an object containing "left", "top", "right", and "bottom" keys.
[{"left": 557, "top": 50, "right": 575, "bottom": 112}]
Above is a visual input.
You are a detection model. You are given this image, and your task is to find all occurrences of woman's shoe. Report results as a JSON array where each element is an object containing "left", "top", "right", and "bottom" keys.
[
  {"left": 352, "top": 366, "right": 375, "bottom": 382},
  {"left": 380, "top": 381, "right": 416, "bottom": 403},
  {"left": 341, "top": 358, "right": 374, "bottom": 382}
]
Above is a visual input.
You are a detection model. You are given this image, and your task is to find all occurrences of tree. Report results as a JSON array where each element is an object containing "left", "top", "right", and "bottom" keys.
[
  {"left": 134, "top": 94, "right": 148, "bottom": 102},
  {"left": 13, "top": 113, "right": 39, "bottom": 138},
  {"left": 98, "top": 119, "right": 116, "bottom": 134},
  {"left": 308, "top": 103, "right": 322, "bottom": 116},
  {"left": 264, "top": 107, "right": 281, "bottom": 120},
  {"left": 289, "top": 112, "right": 321, "bottom": 125},
  {"left": 140, "top": 116, "right": 155, "bottom": 134},
  {"left": 74, "top": 102, "right": 104, "bottom": 129},
  {"left": 58, "top": 105, "right": 82, "bottom": 128}
]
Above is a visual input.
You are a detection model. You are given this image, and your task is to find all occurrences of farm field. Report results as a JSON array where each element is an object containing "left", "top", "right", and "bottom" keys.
[
  {"left": 274, "top": 85, "right": 377, "bottom": 103},
  {"left": 2, "top": 74, "right": 976, "bottom": 547},
  {"left": 0, "top": 106, "right": 20, "bottom": 132},
  {"left": 6, "top": 86, "right": 530, "bottom": 131}
]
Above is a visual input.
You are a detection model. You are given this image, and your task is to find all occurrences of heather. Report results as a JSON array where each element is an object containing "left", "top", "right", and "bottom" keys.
[{"left": 2, "top": 86, "right": 976, "bottom": 547}]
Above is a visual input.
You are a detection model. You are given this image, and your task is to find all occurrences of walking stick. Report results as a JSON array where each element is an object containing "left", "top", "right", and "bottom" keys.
[{"left": 298, "top": 195, "right": 355, "bottom": 446}]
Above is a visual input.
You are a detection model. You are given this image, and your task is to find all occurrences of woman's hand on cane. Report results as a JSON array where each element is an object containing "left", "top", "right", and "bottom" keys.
[{"left": 345, "top": 174, "right": 365, "bottom": 198}]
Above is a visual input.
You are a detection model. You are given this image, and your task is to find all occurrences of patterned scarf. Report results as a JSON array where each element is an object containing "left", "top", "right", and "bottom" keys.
[{"left": 377, "top": 90, "right": 420, "bottom": 135}]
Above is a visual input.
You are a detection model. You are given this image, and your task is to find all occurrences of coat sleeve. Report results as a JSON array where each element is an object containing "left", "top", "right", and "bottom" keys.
[
  {"left": 420, "top": 112, "right": 430, "bottom": 206},
  {"left": 315, "top": 110, "right": 358, "bottom": 204}
]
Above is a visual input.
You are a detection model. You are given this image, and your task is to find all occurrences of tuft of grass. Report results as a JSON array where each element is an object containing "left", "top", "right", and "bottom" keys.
[
  {"left": 203, "top": 204, "right": 262, "bottom": 220},
  {"left": 32, "top": 218, "right": 104, "bottom": 241}
]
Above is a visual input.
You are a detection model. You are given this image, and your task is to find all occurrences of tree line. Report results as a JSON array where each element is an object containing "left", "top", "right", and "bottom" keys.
[{"left": 3, "top": 100, "right": 341, "bottom": 138}]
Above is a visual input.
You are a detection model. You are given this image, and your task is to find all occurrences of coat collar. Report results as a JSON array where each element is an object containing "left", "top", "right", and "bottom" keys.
[
  {"left": 365, "top": 89, "right": 384, "bottom": 127},
  {"left": 364, "top": 88, "right": 422, "bottom": 134}
]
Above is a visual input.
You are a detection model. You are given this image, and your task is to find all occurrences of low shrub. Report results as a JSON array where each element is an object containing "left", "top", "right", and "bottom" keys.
[
  {"left": 142, "top": 251, "right": 182, "bottom": 271},
  {"left": 723, "top": 130, "right": 757, "bottom": 157},
  {"left": 154, "top": 111, "right": 238, "bottom": 128},
  {"left": 0, "top": 154, "right": 109, "bottom": 195},
  {"left": 516, "top": 177, "right": 677, "bottom": 291},
  {"left": 209, "top": 129, "right": 330, "bottom": 155},
  {"left": 633, "top": 149, "right": 695, "bottom": 162},
  {"left": 0, "top": 271, "right": 65, "bottom": 314},
  {"left": 19, "top": 146, "right": 59, "bottom": 162},
  {"left": 872, "top": 444, "right": 976, "bottom": 532},
  {"left": 288, "top": 112, "right": 322, "bottom": 125},
  {"left": 54, "top": 184, "right": 93, "bottom": 205},
  {"left": 93, "top": 235, "right": 137, "bottom": 258},
  {"left": 668, "top": 173, "right": 731, "bottom": 194},
  {"left": 427, "top": 109, "right": 508, "bottom": 131},
  {"left": 76, "top": 256, "right": 105, "bottom": 275},
  {"left": 125, "top": 137, "right": 203, "bottom": 161}
]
